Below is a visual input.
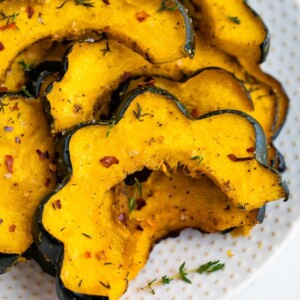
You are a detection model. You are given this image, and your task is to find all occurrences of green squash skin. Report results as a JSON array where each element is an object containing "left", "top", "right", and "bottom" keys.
[{"left": 32, "top": 86, "right": 288, "bottom": 299}]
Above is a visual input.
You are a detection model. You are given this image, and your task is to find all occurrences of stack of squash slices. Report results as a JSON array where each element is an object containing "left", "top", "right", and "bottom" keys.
[{"left": 0, "top": 1, "right": 289, "bottom": 299}]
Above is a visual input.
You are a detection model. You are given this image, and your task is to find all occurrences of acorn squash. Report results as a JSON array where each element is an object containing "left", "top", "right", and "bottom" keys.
[
  {"left": 33, "top": 86, "right": 287, "bottom": 299},
  {"left": 191, "top": 0, "right": 270, "bottom": 63},
  {"left": 0, "top": 0, "right": 194, "bottom": 82},
  {"left": 0, "top": 94, "right": 55, "bottom": 273}
]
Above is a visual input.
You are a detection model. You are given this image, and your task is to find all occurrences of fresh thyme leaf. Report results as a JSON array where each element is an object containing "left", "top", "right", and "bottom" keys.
[
  {"left": 106, "top": 119, "right": 115, "bottom": 138},
  {"left": 178, "top": 262, "right": 192, "bottom": 284},
  {"left": 196, "top": 260, "right": 225, "bottom": 274},
  {"left": 190, "top": 155, "right": 203, "bottom": 166},
  {"left": 128, "top": 177, "right": 142, "bottom": 212},
  {"left": 133, "top": 102, "right": 153, "bottom": 121},
  {"left": 228, "top": 16, "right": 241, "bottom": 24},
  {"left": 100, "top": 41, "right": 111, "bottom": 56},
  {"left": 128, "top": 196, "right": 136, "bottom": 212},
  {"left": 142, "top": 260, "right": 225, "bottom": 294},
  {"left": 158, "top": 0, "right": 179, "bottom": 12},
  {"left": 20, "top": 85, "right": 33, "bottom": 97},
  {"left": 134, "top": 177, "right": 142, "bottom": 198},
  {"left": 18, "top": 60, "right": 32, "bottom": 72},
  {"left": 0, "top": 10, "right": 19, "bottom": 22},
  {"left": 161, "top": 275, "right": 172, "bottom": 285},
  {"left": 81, "top": 233, "right": 92, "bottom": 239},
  {"left": 57, "top": 0, "right": 94, "bottom": 9}
]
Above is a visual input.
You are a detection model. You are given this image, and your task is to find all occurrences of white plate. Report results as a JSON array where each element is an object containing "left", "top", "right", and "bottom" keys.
[{"left": 1, "top": 0, "right": 300, "bottom": 299}]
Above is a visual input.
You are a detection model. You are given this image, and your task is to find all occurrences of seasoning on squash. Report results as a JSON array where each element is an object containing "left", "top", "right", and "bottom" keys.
[
  {"left": 247, "top": 147, "right": 255, "bottom": 153},
  {"left": 0, "top": 219, "right": 3, "bottom": 225},
  {"left": 26, "top": 5, "right": 35, "bottom": 19},
  {"left": 136, "top": 11, "right": 150, "bottom": 22},
  {"left": 228, "top": 154, "right": 254, "bottom": 162},
  {"left": 100, "top": 156, "right": 119, "bottom": 168},
  {"left": 36, "top": 149, "right": 50, "bottom": 159},
  {"left": 0, "top": 42, "right": 5, "bottom": 51},
  {"left": 5, "top": 155, "right": 14, "bottom": 173},
  {"left": 96, "top": 250, "right": 107, "bottom": 260},
  {"left": 84, "top": 251, "right": 91, "bottom": 258},
  {"left": 54, "top": 199, "right": 62, "bottom": 209},
  {"left": 4, "top": 126, "right": 13, "bottom": 132},
  {"left": 102, "top": 0, "right": 110, "bottom": 4},
  {"left": 9, "top": 224, "right": 16, "bottom": 232}
]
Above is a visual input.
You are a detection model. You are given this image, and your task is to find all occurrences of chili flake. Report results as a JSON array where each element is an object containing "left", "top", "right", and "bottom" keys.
[
  {"left": 102, "top": 0, "right": 110, "bottom": 4},
  {"left": 136, "top": 11, "right": 150, "bottom": 22},
  {"left": 0, "top": 23, "right": 17, "bottom": 31},
  {"left": 36, "top": 149, "right": 50, "bottom": 159},
  {"left": 0, "top": 42, "right": 5, "bottom": 51},
  {"left": 26, "top": 5, "right": 35, "bottom": 19},
  {"left": 0, "top": 219, "right": 3, "bottom": 225},
  {"left": 0, "top": 87, "right": 8, "bottom": 92},
  {"left": 191, "top": 108, "right": 200, "bottom": 118},
  {"left": 136, "top": 198, "right": 146, "bottom": 210},
  {"left": 137, "top": 76, "right": 155, "bottom": 86},
  {"left": 54, "top": 199, "right": 62, "bottom": 209},
  {"left": 100, "top": 156, "right": 119, "bottom": 168},
  {"left": 9, "top": 224, "right": 16, "bottom": 232},
  {"left": 247, "top": 147, "right": 255, "bottom": 153},
  {"left": 5, "top": 155, "right": 13, "bottom": 173},
  {"left": 228, "top": 154, "right": 255, "bottom": 162},
  {"left": 45, "top": 178, "right": 51, "bottom": 187},
  {"left": 84, "top": 251, "right": 92, "bottom": 258}
]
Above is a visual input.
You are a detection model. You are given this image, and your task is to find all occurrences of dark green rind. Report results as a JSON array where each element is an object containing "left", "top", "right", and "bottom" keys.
[
  {"left": 243, "top": 0, "right": 270, "bottom": 63},
  {"left": 33, "top": 86, "right": 288, "bottom": 299},
  {"left": 109, "top": 66, "right": 255, "bottom": 116},
  {"left": 0, "top": 254, "right": 19, "bottom": 274}
]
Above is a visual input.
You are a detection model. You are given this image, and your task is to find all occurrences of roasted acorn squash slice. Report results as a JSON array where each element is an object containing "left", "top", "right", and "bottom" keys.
[
  {"left": 191, "top": 0, "right": 270, "bottom": 63},
  {"left": 34, "top": 86, "right": 287, "bottom": 299},
  {"left": 0, "top": 94, "right": 55, "bottom": 273},
  {"left": 0, "top": 0, "right": 194, "bottom": 82}
]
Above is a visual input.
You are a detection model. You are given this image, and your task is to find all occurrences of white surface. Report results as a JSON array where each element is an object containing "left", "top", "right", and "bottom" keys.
[{"left": 0, "top": 0, "right": 299, "bottom": 299}]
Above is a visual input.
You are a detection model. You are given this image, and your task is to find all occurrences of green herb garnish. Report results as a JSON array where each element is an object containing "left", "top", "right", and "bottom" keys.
[
  {"left": 228, "top": 16, "right": 241, "bottom": 24},
  {"left": 143, "top": 260, "right": 225, "bottom": 294},
  {"left": 20, "top": 86, "right": 33, "bottom": 97},
  {"left": 18, "top": 60, "right": 32, "bottom": 72},
  {"left": 133, "top": 102, "right": 153, "bottom": 121},
  {"left": 158, "top": 0, "right": 180, "bottom": 12},
  {"left": 100, "top": 41, "right": 111, "bottom": 56},
  {"left": 128, "top": 177, "right": 142, "bottom": 212},
  {"left": 106, "top": 119, "right": 116, "bottom": 138},
  {"left": 190, "top": 155, "right": 203, "bottom": 166},
  {"left": 57, "top": 0, "right": 94, "bottom": 9}
]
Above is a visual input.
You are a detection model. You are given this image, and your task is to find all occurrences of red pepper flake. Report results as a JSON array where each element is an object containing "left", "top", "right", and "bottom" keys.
[
  {"left": 191, "top": 108, "right": 200, "bottom": 118},
  {"left": 136, "top": 198, "right": 146, "bottom": 210},
  {"left": 102, "top": 0, "right": 110, "bottom": 4},
  {"left": 136, "top": 224, "right": 144, "bottom": 231},
  {"left": 136, "top": 11, "right": 150, "bottom": 22},
  {"left": 26, "top": 5, "right": 35, "bottom": 19},
  {"left": 0, "top": 42, "right": 5, "bottom": 51},
  {"left": 0, "top": 219, "right": 3, "bottom": 225},
  {"left": 45, "top": 178, "right": 51, "bottom": 187},
  {"left": 10, "top": 102, "right": 19, "bottom": 111},
  {"left": 137, "top": 76, "right": 156, "bottom": 86},
  {"left": 36, "top": 149, "right": 50, "bottom": 159},
  {"left": 228, "top": 154, "right": 255, "bottom": 162},
  {"left": 9, "top": 224, "right": 16, "bottom": 232},
  {"left": 4, "top": 126, "right": 13, "bottom": 132},
  {"left": 84, "top": 251, "right": 91, "bottom": 258},
  {"left": 100, "top": 156, "right": 119, "bottom": 168},
  {"left": 5, "top": 155, "right": 14, "bottom": 173},
  {"left": 15, "top": 137, "right": 21, "bottom": 144},
  {"left": 0, "top": 86, "right": 8, "bottom": 92},
  {"left": 121, "top": 72, "right": 132, "bottom": 82},
  {"left": 54, "top": 199, "right": 62, "bottom": 209},
  {"left": 0, "top": 23, "right": 17, "bottom": 31},
  {"left": 247, "top": 147, "right": 255, "bottom": 153},
  {"left": 49, "top": 163, "right": 57, "bottom": 172}
]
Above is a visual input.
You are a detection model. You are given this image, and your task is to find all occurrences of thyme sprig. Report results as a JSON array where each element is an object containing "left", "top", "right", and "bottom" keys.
[
  {"left": 190, "top": 155, "right": 203, "bottom": 166},
  {"left": 228, "top": 16, "right": 241, "bottom": 25},
  {"left": 0, "top": 100, "right": 8, "bottom": 113},
  {"left": 106, "top": 119, "right": 116, "bottom": 138},
  {"left": 18, "top": 60, "right": 33, "bottom": 72},
  {"left": 133, "top": 102, "right": 153, "bottom": 121},
  {"left": 158, "top": 0, "right": 180, "bottom": 12},
  {"left": 57, "top": 0, "right": 94, "bottom": 9},
  {"left": 128, "top": 177, "right": 142, "bottom": 212},
  {"left": 0, "top": 10, "right": 19, "bottom": 22},
  {"left": 143, "top": 260, "right": 225, "bottom": 294}
]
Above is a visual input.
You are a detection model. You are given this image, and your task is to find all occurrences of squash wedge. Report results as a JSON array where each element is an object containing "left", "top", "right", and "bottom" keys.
[
  {"left": 0, "top": 94, "right": 55, "bottom": 273},
  {"left": 0, "top": 0, "right": 194, "bottom": 82},
  {"left": 239, "top": 58, "right": 290, "bottom": 138},
  {"left": 191, "top": 0, "right": 270, "bottom": 63},
  {"left": 33, "top": 86, "right": 287, "bottom": 299}
]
